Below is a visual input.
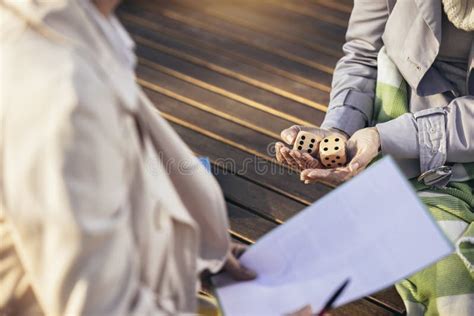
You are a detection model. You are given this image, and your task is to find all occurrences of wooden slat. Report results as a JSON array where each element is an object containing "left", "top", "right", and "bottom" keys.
[
  {"left": 137, "top": 61, "right": 317, "bottom": 127},
  {"left": 136, "top": 45, "right": 327, "bottom": 126},
  {"left": 223, "top": 0, "right": 348, "bottom": 39},
  {"left": 166, "top": 0, "right": 345, "bottom": 56},
  {"left": 125, "top": 22, "right": 332, "bottom": 105},
  {"left": 121, "top": 2, "right": 342, "bottom": 64},
  {"left": 267, "top": 0, "right": 350, "bottom": 27},
  {"left": 368, "top": 287, "right": 406, "bottom": 314},
  {"left": 137, "top": 67, "right": 292, "bottom": 137},
  {"left": 143, "top": 86, "right": 277, "bottom": 154},
  {"left": 331, "top": 299, "right": 396, "bottom": 316},
  {"left": 212, "top": 164, "right": 306, "bottom": 223},
  {"left": 120, "top": 11, "right": 335, "bottom": 87},
  {"left": 227, "top": 202, "right": 278, "bottom": 242},
  {"left": 313, "top": 0, "right": 354, "bottom": 13},
  {"left": 120, "top": 12, "right": 336, "bottom": 87},
  {"left": 132, "top": 34, "right": 329, "bottom": 112}
]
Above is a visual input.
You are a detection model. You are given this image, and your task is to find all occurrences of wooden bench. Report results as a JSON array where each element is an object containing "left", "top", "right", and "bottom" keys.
[{"left": 119, "top": 0, "right": 406, "bottom": 314}]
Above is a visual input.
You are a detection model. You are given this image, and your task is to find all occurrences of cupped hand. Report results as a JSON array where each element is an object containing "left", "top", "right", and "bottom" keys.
[
  {"left": 300, "top": 127, "right": 381, "bottom": 185},
  {"left": 275, "top": 125, "right": 348, "bottom": 171},
  {"left": 222, "top": 243, "right": 257, "bottom": 281}
]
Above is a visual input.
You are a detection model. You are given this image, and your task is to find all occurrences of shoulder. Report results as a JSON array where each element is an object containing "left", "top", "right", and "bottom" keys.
[{"left": 1, "top": 13, "right": 117, "bottom": 131}]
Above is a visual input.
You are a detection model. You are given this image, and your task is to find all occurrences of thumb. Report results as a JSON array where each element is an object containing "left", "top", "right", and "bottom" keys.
[
  {"left": 348, "top": 150, "right": 372, "bottom": 173},
  {"left": 225, "top": 255, "right": 257, "bottom": 281},
  {"left": 230, "top": 263, "right": 257, "bottom": 281},
  {"left": 280, "top": 125, "right": 301, "bottom": 145},
  {"left": 348, "top": 160, "right": 361, "bottom": 173}
]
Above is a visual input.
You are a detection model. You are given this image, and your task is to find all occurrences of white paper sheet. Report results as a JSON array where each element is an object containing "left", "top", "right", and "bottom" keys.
[{"left": 213, "top": 157, "right": 453, "bottom": 315}]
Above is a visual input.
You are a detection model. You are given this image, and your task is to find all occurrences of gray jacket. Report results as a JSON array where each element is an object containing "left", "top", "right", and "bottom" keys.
[{"left": 321, "top": 0, "right": 473, "bottom": 178}]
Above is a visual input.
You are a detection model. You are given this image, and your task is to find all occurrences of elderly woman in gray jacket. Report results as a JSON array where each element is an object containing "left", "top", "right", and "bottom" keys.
[{"left": 276, "top": 0, "right": 473, "bottom": 315}]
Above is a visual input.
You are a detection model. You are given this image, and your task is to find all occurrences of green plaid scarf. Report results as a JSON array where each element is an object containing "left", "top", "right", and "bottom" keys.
[{"left": 373, "top": 47, "right": 474, "bottom": 315}]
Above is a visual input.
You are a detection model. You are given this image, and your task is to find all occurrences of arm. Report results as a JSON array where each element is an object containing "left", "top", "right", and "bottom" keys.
[
  {"left": 303, "top": 96, "right": 474, "bottom": 185},
  {"left": 3, "top": 62, "right": 166, "bottom": 315},
  {"left": 321, "top": 0, "right": 390, "bottom": 136},
  {"left": 376, "top": 96, "right": 474, "bottom": 171},
  {"left": 275, "top": 1, "right": 389, "bottom": 169},
  {"left": 138, "top": 91, "right": 231, "bottom": 274}
]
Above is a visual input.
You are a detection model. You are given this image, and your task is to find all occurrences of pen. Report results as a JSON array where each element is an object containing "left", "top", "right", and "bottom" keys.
[{"left": 317, "top": 278, "right": 350, "bottom": 316}]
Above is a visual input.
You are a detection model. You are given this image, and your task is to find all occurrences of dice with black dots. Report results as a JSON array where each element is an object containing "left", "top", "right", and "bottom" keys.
[
  {"left": 319, "top": 135, "right": 347, "bottom": 168},
  {"left": 292, "top": 131, "right": 321, "bottom": 156}
]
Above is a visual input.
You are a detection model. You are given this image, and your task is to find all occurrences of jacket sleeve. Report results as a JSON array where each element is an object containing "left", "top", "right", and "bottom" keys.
[
  {"left": 138, "top": 91, "right": 230, "bottom": 274},
  {"left": 3, "top": 58, "right": 167, "bottom": 315},
  {"left": 376, "top": 96, "right": 474, "bottom": 171},
  {"left": 321, "top": 0, "right": 390, "bottom": 136}
]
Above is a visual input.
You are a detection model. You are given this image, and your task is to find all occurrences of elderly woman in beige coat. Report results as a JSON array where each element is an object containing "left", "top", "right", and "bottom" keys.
[{"left": 0, "top": 0, "right": 256, "bottom": 315}]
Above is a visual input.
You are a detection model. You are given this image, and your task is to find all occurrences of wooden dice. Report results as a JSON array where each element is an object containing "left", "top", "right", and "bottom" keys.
[
  {"left": 319, "top": 135, "right": 347, "bottom": 168},
  {"left": 293, "top": 131, "right": 320, "bottom": 156}
]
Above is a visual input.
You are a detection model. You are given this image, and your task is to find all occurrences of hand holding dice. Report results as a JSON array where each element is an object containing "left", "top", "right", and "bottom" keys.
[
  {"left": 293, "top": 131, "right": 347, "bottom": 168},
  {"left": 277, "top": 125, "right": 380, "bottom": 185}
]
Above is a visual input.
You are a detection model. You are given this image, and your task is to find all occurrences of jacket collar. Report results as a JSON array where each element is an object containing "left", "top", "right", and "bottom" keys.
[
  {"left": 414, "top": 0, "right": 442, "bottom": 45},
  {"left": 408, "top": 0, "right": 473, "bottom": 93},
  {"left": 2, "top": 0, "right": 138, "bottom": 112},
  {"left": 2, "top": 0, "right": 67, "bottom": 24}
]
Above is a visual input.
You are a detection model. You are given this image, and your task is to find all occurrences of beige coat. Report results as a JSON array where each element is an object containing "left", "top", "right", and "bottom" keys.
[{"left": 0, "top": 0, "right": 230, "bottom": 315}]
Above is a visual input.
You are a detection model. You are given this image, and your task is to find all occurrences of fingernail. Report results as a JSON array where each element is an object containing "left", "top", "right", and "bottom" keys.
[
  {"left": 304, "top": 180, "right": 310, "bottom": 184},
  {"left": 292, "top": 151, "right": 301, "bottom": 158}
]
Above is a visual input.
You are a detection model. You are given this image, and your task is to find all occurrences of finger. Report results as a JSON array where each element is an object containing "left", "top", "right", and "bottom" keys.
[
  {"left": 280, "top": 147, "right": 299, "bottom": 168},
  {"left": 301, "top": 169, "right": 327, "bottom": 185},
  {"left": 275, "top": 142, "right": 286, "bottom": 163},
  {"left": 345, "top": 141, "right": 365, "bottom": 173},
  {"left": 292, "top": 151, "right": 320, "bottom": 170},
  {"left": 289, "top": 150, "right": 307, "bottom": 170},
  {"left": 345, "top": 137, "right": 379, "bottom": 173},
  {"left": 347, "top": 160, "right": 367, "bottom": 178},
  {"left": 344, "top": 138, "right": 359, "bottom": 162},
  {"left": 346, "top": 147, "right": 372, "bottom": 174},
  {"left": 280, "top": 125, "right": 301, "bottom": 145},
  {"left": 300, "top": 168, "right": 314, "bottom": 180},
  {"left": 231, "top": 243, "right": 248, "bottom": 258},
  {"left": 302, "top": 153, "right": 320, "bottom": 169},
  {"left": 306, "top": 167, "right": 351, "bottom": 181},
  {"left": 277, "top": 144, "right": 296, "bottom": 167},
  {"left": 301, "top": 167, "right": 352, "bottom": 185},
  {"left": 225, "top": 257, "right": 257, "bottom": 281}
]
